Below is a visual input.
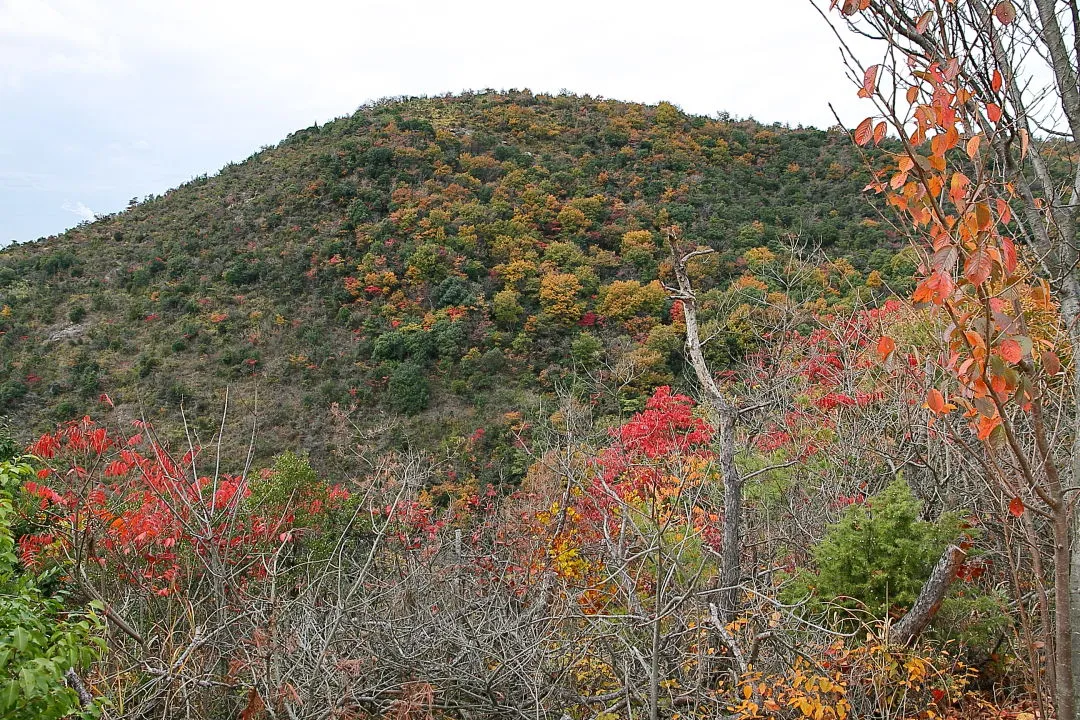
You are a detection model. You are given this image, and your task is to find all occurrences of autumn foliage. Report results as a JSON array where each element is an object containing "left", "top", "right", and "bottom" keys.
[{"left": 21, "top": 417, "right": 351, "bottom": 596}]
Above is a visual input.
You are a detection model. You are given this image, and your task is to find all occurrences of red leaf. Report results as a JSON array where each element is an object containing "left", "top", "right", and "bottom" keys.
[
  {"left": 932, "top": 245, "right": 959, "bottom": 273},
  {"left": 1008, "top": 497, "right": 1024, "bottom": 517},
  {"left": 998, "top": 338, "right": 1022, "bottom": 364},
  {"left": 992, "top": 69, "right": 1003, "bottom": 92},
  {"left": 996, "top": 197, "right": 1012, "bottom": 225},
  {"left": 987, "top": 103, "right": 1002, "bottom": 123},
  {"left": 1001, "top": 236, "right": 1017, "bottom": 273}
]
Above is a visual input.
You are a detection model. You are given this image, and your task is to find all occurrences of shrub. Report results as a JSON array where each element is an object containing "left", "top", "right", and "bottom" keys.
[
  {"left": 388, "top": 362, "right": 429, "bottom": 415},
  {"left": 0, "top": 457, "right": 105, "bottom": 719},
  {"left": 783, "top": 478, "right": 963, "bottom": 619}
]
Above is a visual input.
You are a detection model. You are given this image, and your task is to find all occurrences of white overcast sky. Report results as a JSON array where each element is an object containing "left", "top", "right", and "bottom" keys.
[{"left": 0, "top": 0, "right": 873, "bottom": 245}]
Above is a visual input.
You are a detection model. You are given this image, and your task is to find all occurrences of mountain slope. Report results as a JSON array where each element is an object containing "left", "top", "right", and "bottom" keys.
[{"left": 0, "top": 90, "right": 899, "bottom": 478}]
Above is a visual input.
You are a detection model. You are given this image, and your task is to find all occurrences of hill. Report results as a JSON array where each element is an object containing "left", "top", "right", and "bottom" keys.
[{"left": 0, "top": 90, "right": 900, "bottom": 479}]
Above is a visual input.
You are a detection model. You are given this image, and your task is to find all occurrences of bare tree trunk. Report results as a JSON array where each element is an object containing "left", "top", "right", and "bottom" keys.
[
  {"left": 1032, "top": 368, "right": 1078, "bottom": 720},
  {"left": 890, "top": 545, "right": 966, "bottom": 646},
  {"left": 649, "top": 542, "right": 662, "bottom": 720},
  {"left": 1052, "top": 504, "right": 1076, "bottom": 720},
  {"left": 1059, "top": 281, "right": 1080, "bottom": 720},
  {"left": 668, "top": 229, "right": 743, "bottom": 621},
  {"left": 65, "top": 669, "right": 93, "bottom": 708}
]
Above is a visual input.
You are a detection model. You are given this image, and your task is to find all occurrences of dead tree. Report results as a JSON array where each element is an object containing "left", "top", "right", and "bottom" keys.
[{"left": 666, "top": 226, "right": 743, "bottom": 621}]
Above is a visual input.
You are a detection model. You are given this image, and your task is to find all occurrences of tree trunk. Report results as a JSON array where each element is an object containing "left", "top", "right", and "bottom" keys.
[
  {"left": 1072, "top": 529, "right": 1080, "bottom": 720},
  {"left": 1060, "top": 276, "right": 1080, "bottom": 720},
  {"left": 1051, "top": 504, "right": 1076, "bottom": 720},
  {"left": 668, "top": 231, "right": 743, "bottom": 620},
  {"left": 891, "top": 545, "right": 966, "bottom": 645}
]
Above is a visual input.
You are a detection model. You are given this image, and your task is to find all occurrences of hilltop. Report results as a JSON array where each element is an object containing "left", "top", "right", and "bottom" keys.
[{"left": 0, "top": 90, "right": 900, "bottom": 478}]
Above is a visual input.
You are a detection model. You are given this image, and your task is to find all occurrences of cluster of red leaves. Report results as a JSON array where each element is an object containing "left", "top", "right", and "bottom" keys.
[
  {"left": 20, "top": 417, "right": 349, "bottom": 596},
  {"left": 749, "top": 303, "right": 903, "bottom": 457},
  {"left": 376, "top": 499, "right": 449, "bottom": 551},
  {"left": 593, "top": 386, "right": 713, "bottom": 499},
  {"left": 526, "top": 388, "right": 723, "bottom": 605}
]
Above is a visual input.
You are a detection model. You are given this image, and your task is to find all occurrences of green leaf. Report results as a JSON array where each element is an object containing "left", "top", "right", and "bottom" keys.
[{"left": 12, "top": 627, "right": 28, "bottom": 652}]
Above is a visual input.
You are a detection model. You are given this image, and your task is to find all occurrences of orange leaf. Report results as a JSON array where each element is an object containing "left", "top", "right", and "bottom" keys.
[
  {"left": 966, "top": 133, "right": 981, "bottom": 159},
  {"left": 1008, "top": 497, "right": 1024, "bottom": 517},
  {"left": 949, "top": 172, "right": 970, "bottom": 205},
  {"left": 877, "top": 335, "right": 897, "bottom": 360},
  {"left": 906, "top": 85, "right": 919, "bottom": 104},
  {"left": 926, "top": 388, "right": 946, "bottom": 414},
  {"left": 998, "top": 338, "right": 1022, "bottom": 363},
  {"left": 854, "top": 117, "right": 874, "bottom": 146},
  {"left": 873, "top": 121, "right": 887, "bottom": 144},
  {"left": 992, "top": 69, "right": 1003, "bottom": 92},
  {"left": 987, "top": 103, "right": 1002, "bottom": 122},
  {"left": 990, "top": 373, "right": 1008, "bottom": 393},
  {"left": 976, "top": 414, "right": 1000, "bottom": 441}
]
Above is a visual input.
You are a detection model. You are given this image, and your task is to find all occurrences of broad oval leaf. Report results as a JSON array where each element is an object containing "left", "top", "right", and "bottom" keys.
[
  {"left": 858, "top": 65, "right": 880, "bottom": 98},
  {"left": 877, "top": 335, "right": 896, "bottom": 359},
  {"left": 993, "top": 1, "right": 1017, "bottom": 24},
  {"left": 926, "top": 388, "right": 946, "bottom": 414},
  {"left": 873, "top": 121, "right": 887, "bottom": 144},
  {"left": 964, "top": 248, "right": 993, "bottom": 286},
  {"left": 966, "top": 134, "right": 981, "bottom": 159},
  {"left": 854, "top": 117, "right": 874, "bottom": 146},
  {"left": 998, "top": 338, "right": 1022, "bottom": 363},
  {"left": 932, "top": 245, "right": 959, "bottom": 273},
  {"left": 1042, "top": 350, "right": 1062, "bottom": 376}
]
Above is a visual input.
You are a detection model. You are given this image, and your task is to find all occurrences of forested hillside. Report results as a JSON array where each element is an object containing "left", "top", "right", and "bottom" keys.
[{"left": 0, "top": 91, "right": 900, "bottom": 475}]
